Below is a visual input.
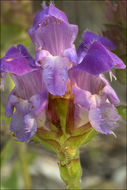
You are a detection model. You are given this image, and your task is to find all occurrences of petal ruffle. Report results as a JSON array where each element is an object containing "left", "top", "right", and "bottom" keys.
[
  {"left": 1, "top": 45, "right": 37, "bottom": 75},
  {"left": 89, "top": 103, "right": 120, "bottom": 134}
]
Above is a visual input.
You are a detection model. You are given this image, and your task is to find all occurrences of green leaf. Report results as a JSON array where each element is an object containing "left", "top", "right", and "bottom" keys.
[{"left": 117, "top": 105, "right": 126, "bottom": 119}]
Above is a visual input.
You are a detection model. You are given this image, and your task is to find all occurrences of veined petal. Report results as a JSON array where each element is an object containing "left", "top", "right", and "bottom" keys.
[
  {"left": 69, "top": 69, "right": 105, "bottom": 94},
  {"left": 11, "top": 69, "right": 44, "bottom": 99},
  {"left": 1, "top": 45, "right": 37, "bottom": 76},
  {"left": 43, "top": 56, "right": 69, "bottom": 95},
  {"left": 89, "top": 103, "right": 120, "bottom": 134},
  {"left": 29, "top": 16, "right": 78, "bottom": 56}
]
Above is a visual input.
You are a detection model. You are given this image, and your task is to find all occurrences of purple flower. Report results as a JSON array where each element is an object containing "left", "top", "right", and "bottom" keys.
[
  {"left": 1, "top": 3, "right": 125, "bottom": 142},
  {"left": 28, "top": 2, "right": 78, "bottom": 95},
  {"left": 69, "top": 69, "right": 120, "bottom": 135},
  {"left": 1, "top": 44, "right": 48, "bottom": 142},
  {"left": 75, "top": 30, "right": 126, "bottom": 75}
]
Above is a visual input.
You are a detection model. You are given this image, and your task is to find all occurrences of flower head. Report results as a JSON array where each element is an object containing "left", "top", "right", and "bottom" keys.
[
  {"left": 1, "top": 44, "right": 48, "bottom": 142},
  {"left": 28, "top": 2, "right": 78, "bottom": 95},
  {"left": 69, "top": 68, "right": 120, "bottom": 135},
  {"left": 0, "top": 3, "right": 125, "bottom": 143}
]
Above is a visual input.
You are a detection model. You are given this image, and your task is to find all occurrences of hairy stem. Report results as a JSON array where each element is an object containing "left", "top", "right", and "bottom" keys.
[{"left": 58, "top": 151, "right": 82, "bottom": 189}]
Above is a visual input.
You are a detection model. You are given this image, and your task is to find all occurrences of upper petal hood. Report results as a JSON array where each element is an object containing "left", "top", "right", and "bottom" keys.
[{"left": 28, "top": 3, "right": 78, "bottom": 56}]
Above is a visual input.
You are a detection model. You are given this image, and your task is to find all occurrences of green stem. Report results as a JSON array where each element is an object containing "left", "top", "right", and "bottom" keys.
[
  {"left": 17, "top": 143, "right": 32, "bottom": 189},
  {"left": 58, "top": 151, "right": 82, "bottom": 190}
]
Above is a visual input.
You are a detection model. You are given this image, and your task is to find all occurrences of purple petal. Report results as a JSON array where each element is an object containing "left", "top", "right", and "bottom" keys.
[
  {"left": 5, "top": 90, "right": 19, "bottom": 117},
  {"left": 74, "top": 105, "right": 89, "bottom": 128},
  {"left": 29, "top": 16, "right": 78, "bottom": 56},
  {"left": 1, "top": 45, "right": 37, "bottom": 75},
  {"left": 32, "top": 2, "right": 68, "bottom": 30},
  {"left": 62, "top": 45, "right": 78, "bottom": 63},
  {"left": 82, "top": 30, "right": 116, "bottom": 50},
  {"left": 29, "top": 90, "right": 48, "bottom": 117},
  {"left": 43, "top": 56, "right": 68, "bottom": 95},
  {"left": 11, "top": 69, "right": 44, "bottom": 99},
  {"left": 35, "top": 50, "right": 51, "bottom": 66},
  {"left": 89, "top": 103, "right": 120, "bottom": 134},
  {"left": 72, "top": 85, "right": 91, "bottom": 110},
  {"left": 17, "top": 44, "right": 35, "bottom": 67},
  {"left": 109, "top": 52, "right": 126, "bottom": 69},
  {"left": 76, "top": 41, "right": 114, "bottom": 75},
  {"left": 69, "top": 69, "right": 105, "bottom": 94},
  {"left": 102, "top": 85, "right": 120, "bottom": 105},
  {"left": 10, "top": 112, "right": 37, "bottom": 142}
]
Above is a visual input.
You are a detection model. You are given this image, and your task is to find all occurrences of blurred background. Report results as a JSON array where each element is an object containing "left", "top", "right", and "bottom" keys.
[{"left": 0, "top": 0, "right": 126, "bottom": 189}]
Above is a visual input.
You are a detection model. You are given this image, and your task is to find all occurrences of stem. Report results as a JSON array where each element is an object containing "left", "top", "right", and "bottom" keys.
[
  {"left": 58, "top": 151, "right": 82, "bottom": 190},
  {"left": 17, "top": 143, "right": 32, "bottom": 189}
]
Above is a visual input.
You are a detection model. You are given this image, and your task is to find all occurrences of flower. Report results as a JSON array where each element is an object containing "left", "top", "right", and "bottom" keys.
[
  {"left": 28, "top": 2, "right": 78, "bottom": 95},
  {"left": 75, "top": 30, "right": 126, "bottom": 75},
  {"left": 69, "top": 68, "right": 120, "bottom": 135},
  {"left": 1, "top": 44, "right": 48, "bottom": 142},
  {"left": 0, "top": 2, "right": 125, "bottom": 143}
]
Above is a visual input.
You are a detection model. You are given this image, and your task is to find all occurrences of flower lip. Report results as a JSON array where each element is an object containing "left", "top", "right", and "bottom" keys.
[{"left": 89, "top": 103, "right": 120, "bottom": 134}]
